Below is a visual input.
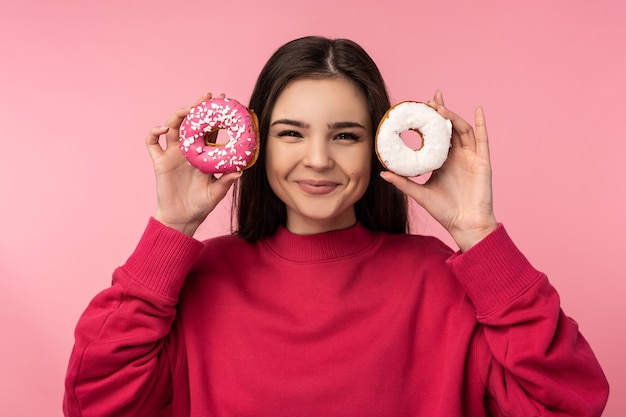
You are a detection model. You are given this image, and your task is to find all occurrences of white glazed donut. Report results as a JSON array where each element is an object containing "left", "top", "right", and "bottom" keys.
[{"left": 375, "top": 101, "right": 452, "bottom": 177}]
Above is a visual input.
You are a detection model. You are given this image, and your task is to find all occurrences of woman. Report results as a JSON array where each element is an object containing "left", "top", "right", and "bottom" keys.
[{"left": 64, "top": 36, "right": 608, "bottom": 416}]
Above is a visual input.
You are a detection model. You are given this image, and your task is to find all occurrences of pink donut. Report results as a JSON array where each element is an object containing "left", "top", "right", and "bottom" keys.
[{"left": 179, "top": 97, "right": 259, "bottom": 174}]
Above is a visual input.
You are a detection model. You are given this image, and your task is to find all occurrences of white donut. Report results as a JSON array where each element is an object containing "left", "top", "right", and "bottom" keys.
[{"left": 375, "top": 101, "right": 452, "bottom": 177}]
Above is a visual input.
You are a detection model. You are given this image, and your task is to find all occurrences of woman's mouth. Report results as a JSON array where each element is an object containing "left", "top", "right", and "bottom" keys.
[{"left": 296, "top": 180, "right": 340, "bottom": 195}]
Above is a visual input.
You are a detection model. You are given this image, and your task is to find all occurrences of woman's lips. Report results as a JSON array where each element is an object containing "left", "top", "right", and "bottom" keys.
[{"left": 296, "top": 180, "right": 340, "bottom": 195}]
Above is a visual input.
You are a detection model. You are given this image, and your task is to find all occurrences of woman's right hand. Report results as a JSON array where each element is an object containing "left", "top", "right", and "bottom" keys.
[{"left": 145, "top": 93, "right": 242, "bottom": 236}]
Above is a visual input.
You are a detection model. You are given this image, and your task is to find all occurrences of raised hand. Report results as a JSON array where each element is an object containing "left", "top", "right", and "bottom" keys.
[
  {"left": 381, "top": 91, "right": 498, "bottom": 251},
  {"left": 145, "top": 93, "right": 242, "bottom": 236}
]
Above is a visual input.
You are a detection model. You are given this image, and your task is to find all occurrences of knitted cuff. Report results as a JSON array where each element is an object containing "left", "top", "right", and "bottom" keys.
[
  {"left": 123, "top": 217, "right": 204, "bottom": 298},
  {"left": 446, "top": 224, "right": 542, "bottom": 317}
]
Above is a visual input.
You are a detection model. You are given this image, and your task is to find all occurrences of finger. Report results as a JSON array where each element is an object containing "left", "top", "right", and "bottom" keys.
[
  {"left": 434, "top": 89, "right": 444, "bottom": 106},
  {"left": 426, "top": 91, "right": 444, "bottom": 110},
  {"left": 475, "top": 106, "right": 490, "bottom": 156},
  {"left": 207, "top": 171, "right": 243, "bottom": 205},
  {"left": 218, "top": 171, "right": 243, "bottom": 186},
  {"left": 379, "top": 170, "right": 425, "bottom": 203},
  {"left": 435, "top": 105, "right": 476, "bottom": 152},
  {"left": 194, "top": 92, "right": 213, "bottom": 106},
  {"left": 163, "top": 106, "right": 192, "bottom": 147},
  {"left": 145, "top": 125, "right": 169, "bottom": 160}
]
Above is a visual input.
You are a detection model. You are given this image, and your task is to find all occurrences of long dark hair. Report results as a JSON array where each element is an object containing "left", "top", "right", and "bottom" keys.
[{"left": 233, "top": 36, "right": 408, "bottom": 241}]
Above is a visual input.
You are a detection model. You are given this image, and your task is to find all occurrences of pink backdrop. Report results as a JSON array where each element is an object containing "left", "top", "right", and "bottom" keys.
[{"left": 1, "top": 0, "right": 624, "bottom": 415}]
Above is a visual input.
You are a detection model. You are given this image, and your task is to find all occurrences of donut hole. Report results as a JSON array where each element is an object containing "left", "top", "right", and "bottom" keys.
[
  {"left": 203, "top": 129, "right": 227, "bottom": 146},
  {"left": 400, "top": 129, "right": 424, "bottom": 151}
]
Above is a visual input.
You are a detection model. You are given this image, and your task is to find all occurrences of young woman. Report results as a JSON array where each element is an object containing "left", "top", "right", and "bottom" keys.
[{"left": 64, "top": 36, "right": 608, "bottom": 416}]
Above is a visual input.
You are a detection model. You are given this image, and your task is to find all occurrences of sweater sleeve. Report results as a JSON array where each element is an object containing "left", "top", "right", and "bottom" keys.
[
  {"left": 63, "top": 218, "right": 204, "bottom": 417},
  {"left": 447, "top": 224, "right": 609, "bottom": 417}
]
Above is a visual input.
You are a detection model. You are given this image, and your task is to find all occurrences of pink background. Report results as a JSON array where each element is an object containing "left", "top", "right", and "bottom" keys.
[{"left": 1, "top": 0, "right": 624, "bottom": 415}]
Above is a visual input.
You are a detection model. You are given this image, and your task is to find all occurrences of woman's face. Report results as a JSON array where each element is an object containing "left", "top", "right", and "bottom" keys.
[{"left": 266, "top": 77, "right": 373, "bottom": 235}]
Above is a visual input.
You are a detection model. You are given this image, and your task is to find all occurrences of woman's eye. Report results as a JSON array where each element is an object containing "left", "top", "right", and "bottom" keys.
[
  {"left": 277, "top": 130, "right": 302, "bottom": 138},
  {"left": 335, "top": 132, "right": 360, "bottom": 141}
]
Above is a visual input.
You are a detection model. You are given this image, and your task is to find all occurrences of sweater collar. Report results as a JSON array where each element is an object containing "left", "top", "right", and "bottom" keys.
[{"left": 261, "top": 222, "right": 379, "bottom": 263}]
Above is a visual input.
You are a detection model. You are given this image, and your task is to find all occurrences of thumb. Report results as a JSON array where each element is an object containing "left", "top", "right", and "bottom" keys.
[
  {"left": 208, "top": 171, "right": 243, "bottom": 204},
  {"left": 380, "top": 171, "right": 428, "bottom": 206}
]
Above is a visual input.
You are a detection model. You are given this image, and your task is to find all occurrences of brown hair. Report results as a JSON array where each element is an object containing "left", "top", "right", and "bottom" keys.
[{"left": 233, "top": 36, "right": 408, "bottom": 241}]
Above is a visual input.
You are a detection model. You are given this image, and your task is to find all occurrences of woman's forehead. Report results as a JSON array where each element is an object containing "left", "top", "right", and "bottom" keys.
[{"left": 271, "top": 78, "right": 370, "bottom": 129}]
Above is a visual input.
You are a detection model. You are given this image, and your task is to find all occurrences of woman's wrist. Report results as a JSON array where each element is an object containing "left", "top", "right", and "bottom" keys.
[
  {"left": 153, "top": 212, "right": 202, "bottom": 237},
  {"left": 451, "top": 220, "right": 499, "bottom": 252}
]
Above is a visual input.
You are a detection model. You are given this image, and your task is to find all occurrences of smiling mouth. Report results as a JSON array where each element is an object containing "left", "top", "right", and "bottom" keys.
[{"left": 296, "top": 180, "right": 340, "bottom": 195}]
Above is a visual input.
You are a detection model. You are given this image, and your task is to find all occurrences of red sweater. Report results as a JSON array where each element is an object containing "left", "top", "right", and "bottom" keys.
[{"left": 64, "top": 219, "right": 608, "bottom": 416}]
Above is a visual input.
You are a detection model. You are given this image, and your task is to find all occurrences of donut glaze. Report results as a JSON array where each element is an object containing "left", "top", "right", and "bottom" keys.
[
  {"left": 179, "top": 97, "right": 259, "bottom": 174},
  {"left": 376, "top": 101, "right": 452, "bottom": 177}
]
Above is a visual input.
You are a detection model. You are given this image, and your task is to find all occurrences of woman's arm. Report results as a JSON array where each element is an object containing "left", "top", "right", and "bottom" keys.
[
  {"left": 383, "top": 92, "right": 608, "bottom": 414},
  {"left": 63, "top": 218, "right": 203, "bottom": 416},
  {"left": 450, "top": 225, "right": 609, "bottom": 416},
  {"left": 64, "top": 94, "right": 240, "bottom": 415}
]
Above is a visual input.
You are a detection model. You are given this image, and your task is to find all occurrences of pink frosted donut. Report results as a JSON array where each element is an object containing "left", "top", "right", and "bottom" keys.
[{"left": 179, "top": 97, "right": 259, "bottom": 174}]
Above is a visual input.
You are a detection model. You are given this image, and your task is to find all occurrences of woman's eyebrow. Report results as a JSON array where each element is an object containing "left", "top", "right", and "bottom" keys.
[
  {"left": 328, "top": 121, "right": 367, "bottom": 130},
  {"left": 270, "top": 119, "right": 367, "bottom": 130},
  {"left": 270, "top": 119, "right": 310, "bottom": 128}
]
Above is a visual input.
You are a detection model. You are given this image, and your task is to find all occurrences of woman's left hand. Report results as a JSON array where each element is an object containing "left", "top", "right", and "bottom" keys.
[{"left": 380, "top": 91, "right": 498, "bottom": 252}]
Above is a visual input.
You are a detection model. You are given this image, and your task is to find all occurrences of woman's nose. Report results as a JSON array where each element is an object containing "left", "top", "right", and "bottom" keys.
[{"left": 302, "top": 138, "right": 334, "bottom": 170}]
